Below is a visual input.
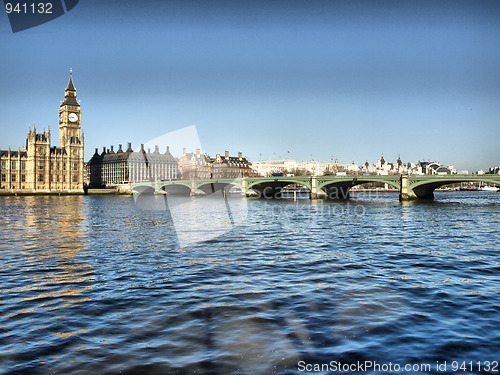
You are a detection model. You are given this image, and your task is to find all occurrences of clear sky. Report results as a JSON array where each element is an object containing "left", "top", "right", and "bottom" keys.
[{"left": 1, "top": 0, "right": 499, "bottom": 171}]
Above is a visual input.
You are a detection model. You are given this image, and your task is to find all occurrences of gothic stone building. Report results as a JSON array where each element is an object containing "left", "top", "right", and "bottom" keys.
[{"left": 0, "top": 72, "right": 84, "bottom": 193}]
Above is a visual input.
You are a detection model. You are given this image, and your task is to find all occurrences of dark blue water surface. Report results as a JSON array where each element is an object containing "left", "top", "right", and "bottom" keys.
[{"left": 0, "top": 192, "right": 499, "bottom": 374}]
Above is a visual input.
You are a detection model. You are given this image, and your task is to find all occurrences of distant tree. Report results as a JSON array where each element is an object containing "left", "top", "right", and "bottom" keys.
[{"left": 293, "top": 168, "right": 311, "bottom": 176}]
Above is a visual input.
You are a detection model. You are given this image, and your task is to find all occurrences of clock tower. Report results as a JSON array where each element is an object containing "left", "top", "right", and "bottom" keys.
[
  {"left": 59, "top": 69, "right": 82, "bottom": 148},
  {"left": 58, "top": 69, "right": 84, "bottom": 192}
]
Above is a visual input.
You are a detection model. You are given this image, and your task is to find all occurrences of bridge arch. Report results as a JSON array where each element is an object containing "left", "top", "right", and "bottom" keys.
[
  {"left": 246, "top": 177, "right": 311, "bottom": 199},
  {"left": 195, "top": 179, "right": 243, "bottom": 195},
  {"left": 317, "top": 176, "right": 400, "bottom": 199},
  {"left": 407, "top": 176, "right": 500, "bottom": 199},
  {"left": 131, "top": 181, "right": 193, "bottom": 195},
  {"left": 131, "top": 185, "right": 156, "bottom": 195},
  {"left": 160, "top": 184, "right": 192, "bottom": 196}
]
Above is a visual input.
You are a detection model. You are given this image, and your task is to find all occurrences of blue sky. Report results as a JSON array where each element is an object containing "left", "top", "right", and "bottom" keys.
[{"left": 1, "top": 0, "right": 499, "bottom": 171}]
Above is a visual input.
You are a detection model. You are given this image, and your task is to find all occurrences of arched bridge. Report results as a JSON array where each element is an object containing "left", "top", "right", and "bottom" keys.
[{"left": 130, "top": 174, "right": 500, "bottom": 201}]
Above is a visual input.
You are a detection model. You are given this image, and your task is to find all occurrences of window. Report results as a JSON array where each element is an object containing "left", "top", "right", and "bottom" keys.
[
  {"left": 21, "top": 175, "right": 25, "bottom": 182},
  {"left": 63, "top": 163, "right": 66, "bottom": 171},
  {"left": 11, "top": 161, "right": 16, "bottom": 170},
  {"left": 38, "top": 161, "right": 44, "bottom": 170},
  {"left": 72, "top": 175, "right": 77, "bottom": 183},
  {"left": 38, "top": 174, "right": 43, "bottom": 182},
  {"left": 1, "top": 161, "right": 5, "bottom": 169},
  {"left": 73, "top": 162, "right": 78, "bottom": 171},
  {"left": 11, "top": 174, "right": 16, "bottom": 182},
  {"left": 63, "top": 175, "right": 66, "bottom": 182},
  {"left": 21, "top": 161, "right": 26, "bottom": 170},
  {"left": 1, "top": 174, "right": 5, "bottom": 182}
]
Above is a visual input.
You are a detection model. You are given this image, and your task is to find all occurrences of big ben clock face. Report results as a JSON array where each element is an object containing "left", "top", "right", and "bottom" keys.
[{"left": 68, "top": 113, "right": 78, "bottom": 122}]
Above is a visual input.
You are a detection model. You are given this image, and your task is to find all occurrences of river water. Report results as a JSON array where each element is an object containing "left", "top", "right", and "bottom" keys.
[{"left": 0, "top": 192, "right": 499, "bottom": 374}]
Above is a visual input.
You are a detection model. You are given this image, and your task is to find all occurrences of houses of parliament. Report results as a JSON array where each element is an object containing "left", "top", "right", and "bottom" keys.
[{"left": 0, "top": 71, "right": 84, "bottom": 193}]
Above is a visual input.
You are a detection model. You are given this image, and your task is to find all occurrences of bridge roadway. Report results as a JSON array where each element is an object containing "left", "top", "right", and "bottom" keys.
[{"left": 130, "top": 174, "right": 500, "bottom": 201}]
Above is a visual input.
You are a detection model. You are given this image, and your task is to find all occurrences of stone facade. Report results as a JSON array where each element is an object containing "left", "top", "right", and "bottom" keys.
[
  {"left": 178, "top": 149, "right": 252, "bottom": 179},
  {"left": 209, "top": 151, "right": 253, "bottom": 178},
  {"left": 177, "top": 148, "right": 211, "bottom": 180},
  {"left": 87, "top": 143, "right": 178, "bottom": 187},
  {"left": 0, "top": 71, "right": 84, "bottom": 193}
]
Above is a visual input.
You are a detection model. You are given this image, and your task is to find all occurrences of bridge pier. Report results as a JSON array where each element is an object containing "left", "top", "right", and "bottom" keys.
[
  {"left": 310, "top": 176, "right": 318, "bottom": 199},
  {"left": 399, "top": 175, "right": 436, "bottom": 200},
  {"left": 190, "top": 179, "right": 196, "bottom": 196},
  {"left": 399, "top": 175, "right": 415, "bottom": 201},
  {"left": 241, "top": 177, "right": 247, "bottom": 197}
]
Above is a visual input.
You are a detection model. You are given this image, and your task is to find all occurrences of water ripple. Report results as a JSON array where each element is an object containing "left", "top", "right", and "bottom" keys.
[{"left": 0, "top": 192, "right": 499, "bottom": 374}]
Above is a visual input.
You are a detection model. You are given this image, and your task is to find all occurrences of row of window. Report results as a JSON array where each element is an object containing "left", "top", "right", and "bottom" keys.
[
  {"left": 1, "top": 160, "right": 27, "bottom": 170},
  {"left": 38, "top": 161, "right": 78, "bottom": 171},
  {"left": 1, "top": 160, "right": 79, "bottom": 171},
  {"left": 0, "top": 174, "right": 78, "bottom": 183},
  {"left": 38, "top": 175, "right": 78, "bottom": 182},
  {"left": 37, "top": 147, "right": 80, "bottom": 154},
  {"left": 1, "top": 174, "right": 25, "bottom": 182},
  {"left": 129, "top": 165, "right": 177, "bottom": 182}
]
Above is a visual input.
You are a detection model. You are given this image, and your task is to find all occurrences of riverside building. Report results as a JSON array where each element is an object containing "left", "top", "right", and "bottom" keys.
[
  {"left": 178, "top": 149, "right": 252, "bottom": 179},
  {"left": 87, "top": 143, "right": 178, "bottom": 188},
  {"left": 0, "top": 71, "right": 84, "bottom": 193}
]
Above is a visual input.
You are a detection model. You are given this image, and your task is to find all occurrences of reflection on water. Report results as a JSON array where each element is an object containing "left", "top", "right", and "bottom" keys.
[
  {"left": 133, "top": 190, "right": 248, "bottom": 248},
  {"left": 0, "top": 192, "right": 499, "bottom": 374},
  {"left": 0, "top": 196, "right": 93, "bottom": 369}
]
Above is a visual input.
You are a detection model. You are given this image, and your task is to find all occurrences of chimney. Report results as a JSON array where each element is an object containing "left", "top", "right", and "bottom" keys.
[
  {"left": 196, "top": 148, "right": 200, "bottom": 156},
  {"left": 166, "top": 146, "right": 170, "bottom": 153},
  {"left": 148, "top": 148, "right": 151, "bottom": 153},
  {"left": 94, "top": 148, "right": 98, "bottom": 154},
  {"left": 155, "top": 145, "right": 159, "bottom": 153},
  {"left": 127, "top": 142, "right": 132, "bottom": 152},
  {"left": 238, "top": 152, "right": 242, "bottom": 159},
  {"left": 110, "top": 145, "right": 114, "bottom": 152},
  {"left": 102, "top": 147, "right": 106, "bottom": 154},
  {"left": 182, "top": 147, "right": 186, "bottom": 155},
  {"left": 140, "top": 144, "right": 145, "bottom": 152},
  {"left": 225, "top": 150, "right": 229, "bottom": 158},
  {"left": 118, "top": 144, "right": 123, "bottom": 152}
]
